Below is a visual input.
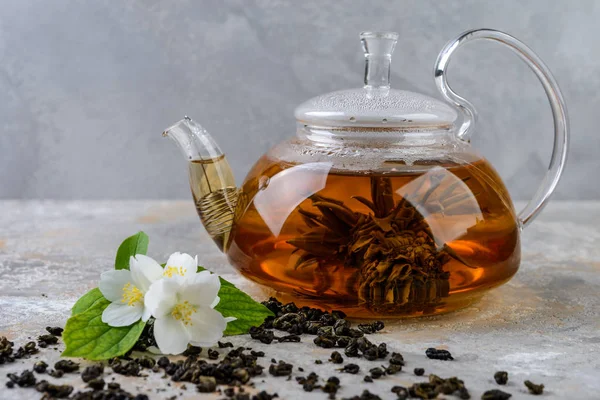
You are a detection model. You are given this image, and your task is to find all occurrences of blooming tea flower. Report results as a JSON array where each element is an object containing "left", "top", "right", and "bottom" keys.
[
  {"left": 145, "top": 269, "right": 233, "bottom": 355},
  {"left": 98, "top": 254, "right": 164, "bottom": 326}
]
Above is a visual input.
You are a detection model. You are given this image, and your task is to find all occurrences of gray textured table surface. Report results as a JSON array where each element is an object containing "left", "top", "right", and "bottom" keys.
[{"left": 0, "top": 200, "right": 598, "bottom": 399}]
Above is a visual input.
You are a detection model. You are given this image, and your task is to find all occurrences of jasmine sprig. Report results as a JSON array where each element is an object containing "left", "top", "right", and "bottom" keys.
[{"left": 62, "top": 232, "right": 273, "bottom": 360}]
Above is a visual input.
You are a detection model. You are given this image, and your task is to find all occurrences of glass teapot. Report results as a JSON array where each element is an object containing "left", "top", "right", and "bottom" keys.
[{"left": 163, "top": 29, "right": 568, "bottom": 318}]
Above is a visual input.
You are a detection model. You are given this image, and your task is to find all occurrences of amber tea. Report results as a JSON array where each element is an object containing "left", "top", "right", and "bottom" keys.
[
  {"left": 226, "top": 157, "right": 520, "bottom": 318},
  {"left": 189, "top": 156, "right": 238, "bottom": 251}
]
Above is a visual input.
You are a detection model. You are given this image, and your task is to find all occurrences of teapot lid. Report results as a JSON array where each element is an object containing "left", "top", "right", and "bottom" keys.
[{"left": 294, "top": 31, "right": 457, "bottom": 129}]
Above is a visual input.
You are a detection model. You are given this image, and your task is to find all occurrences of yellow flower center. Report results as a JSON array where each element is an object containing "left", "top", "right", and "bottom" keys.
[
  {"left": 121, "top": 283, "right": 143, "bottom": 307},
  {"left": 163, "top": 265, "right": 187, "bottom": 278},
  {"left": 171, "top": 301, "right": 197, "bottom": 326}
]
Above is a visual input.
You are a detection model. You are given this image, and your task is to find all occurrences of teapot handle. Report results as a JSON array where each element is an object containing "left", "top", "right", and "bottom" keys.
[{"left": 433, "top": 29, "right": 569, "bottom": 229}]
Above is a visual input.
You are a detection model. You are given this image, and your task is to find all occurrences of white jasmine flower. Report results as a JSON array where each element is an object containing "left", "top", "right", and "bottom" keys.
[
  {"left": 145, "top": 270, "right": 233, "bottom": 355},
  {"left": 161, "top": 252, "right": 198, "bottom": 279},
  {"left": 98, "top": 254, "right": 164, "bottom": 327}
]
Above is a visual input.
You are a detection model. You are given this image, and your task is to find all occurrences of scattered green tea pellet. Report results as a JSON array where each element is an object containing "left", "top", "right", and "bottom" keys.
[
  {"left": 54, "top": 360, "right": 79, "bottom": 373},
  {"left": 369, "top": 367, "right": 384, "bottom": 379},
  {"left": 182, "top": 345, "right": 202, "bottom": 356},
  {"left": 330, "top": 351, "right": 344, "bottom": 364},
  {"left": 48, "top": 369, "right": 64, "bottom": 378},
  {"left": 37, "top": 334, "right": 58, "bottom": 347},
  {"left": 7, "top": 370, "right": 36, "bottom": 387},
  {"left": 157, "top": 356, "right": 170, "bottom": 368},
  {"left": 45, "top": 326, "right": 64, "bottom": 336},
  {"left": 207, "top": 348, "right": 219, "bottom": 360},
  {"left": 322, "top": 376, "right": 341, "bottom": 396},
  {"left": 296, "top": 372, "right": 319, "bottom": 392},
  {"left": 357, "top": 321, "right": 385, "bottom": 334},
  {"left": 342, "top": 363, "right": 360, "bottom": 374},
  {"left": 87, "top": 377, "right": 105, "bottom": 391},
  {"left": 136, "top": 355, "right": 155, "bottom": 369},
  {"left": 457, "top": 387, "right": 471, "bottom": 399},
  {"left": 493, "top": 371, "right": 508, "bottom": 385},
  {"left": 278, "top": 334, "right": 301, "bottom": 342},
  {"left": 414, "top": 367, "right": 425, "bottom": 376},
  {"left": 196, "top": 376, "right": 217, "bottom": 393},
  {"left": 524, "top": 380, "right": 544, "bottom": 395},
  {"left": 391, "top": 385, "right": 409, "bottom": 398},
  {"left": 345, "top": 389, "right": 382, "bottom": 400},
  {"left": 314, "top": 335, "right": 336, "bottom": 348},
  {"left": 389, "top": 352, "right": 405, "bottom": 366},
  {"left": 425, "top": 347, "right": 454, "bottom": 360},
  {"left": 410, "top": 375, "right": 470, "bottom": 399},
  {"left": 81, "top": 364, "right": 104, "bottom": 382},
  {"left": 269, "top": 360, "right": 293, "bottom": 376},
  {"left": 481, "top": 389, "right": 512, "bottom": 400},
  {"left": 249, "top": 326, "right": 275, "bottom": 344},
  {"left": 110, "top": 359, "right": 140, "bottom": 376},
  {"left": 33, "top": 361, "right": 48, "bottom": 373},
  {"left": 35, "top": 380, "right": 73, "bottom": 398},
  {"left": 384, "top": 364, "right": 401, "bottom": 375}
]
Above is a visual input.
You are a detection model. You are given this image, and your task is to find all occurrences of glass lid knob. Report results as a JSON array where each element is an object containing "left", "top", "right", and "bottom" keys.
[{"left": 361, "top": 31, "right": 399, "bottom": 89}]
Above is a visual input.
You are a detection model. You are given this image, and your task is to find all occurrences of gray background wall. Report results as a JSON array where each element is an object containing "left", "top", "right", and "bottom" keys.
[{"left": 0, "top": 0, "right": 598, "bottom": 200}]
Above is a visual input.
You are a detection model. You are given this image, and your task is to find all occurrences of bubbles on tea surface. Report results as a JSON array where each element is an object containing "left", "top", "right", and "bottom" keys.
[{"left": 277, "top": 139, "right": 480, "bottom": 174}]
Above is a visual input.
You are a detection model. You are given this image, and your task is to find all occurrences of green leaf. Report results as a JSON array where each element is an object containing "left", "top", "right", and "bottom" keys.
[
  {"left": 215, "top": 284, "right": 274, "bottom": 336},
  {"left": 197, "top": 265, "right": 270, "bottom": 334},
  {"left": 62, "top": 295, "right": 146, "bottom": 361},
  {"left": 71, "top": 288, "right": 105, "bottom": 316},
  {"left": 115, "top": 231, "right": 149, "bottom": 270}
]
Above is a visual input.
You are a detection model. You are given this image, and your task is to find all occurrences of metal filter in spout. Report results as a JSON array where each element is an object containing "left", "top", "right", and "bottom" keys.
[{"left": 163, "top": 117, "right": 239, "bottom": 251}]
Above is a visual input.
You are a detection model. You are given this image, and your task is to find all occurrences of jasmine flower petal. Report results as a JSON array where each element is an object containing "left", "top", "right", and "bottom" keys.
[
  {"left": 98, "top": 270, "right": 133, "bottom": 303},
  {"left": 130, "top": 254, "right": 164, "bottom": 292},
  {"left": 164, "top": 252, "right": 198, "bottom": 279},
  {"left": 145, "top": 278, "right": 179, "bottom": 318},
  {"left": 181, "top": 271, "right": 221, "bottom": 307},
  {"left": 102, "top": 302, "right": 144, "bottom": 327},
  {"left": 154, "top": 316, "right": 190, "bottom": 355}
]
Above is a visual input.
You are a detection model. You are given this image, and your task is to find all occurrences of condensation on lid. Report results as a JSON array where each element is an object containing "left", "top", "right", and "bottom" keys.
[
  {"left": 294, "top": 88, "right": 458, "bottom": 128},
  {"left": 294, "top": 30, "right": 458, "bottom": 129}
]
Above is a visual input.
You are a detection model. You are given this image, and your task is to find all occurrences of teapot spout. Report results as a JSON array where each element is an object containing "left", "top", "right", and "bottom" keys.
[{"left": 163, "top": 116, "right": 239, "bottom": 252}]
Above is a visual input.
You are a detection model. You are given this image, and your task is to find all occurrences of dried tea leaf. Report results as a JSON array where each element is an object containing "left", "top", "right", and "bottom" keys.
[
  {"left": 352, "top": 196, "right": 377, "bottom": 213},
  {"left": 287, "top": 239, "right": 338, "bottom": 257},
  {"left": 293, "top": 254, "right": 319, "bottom": 270}
]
